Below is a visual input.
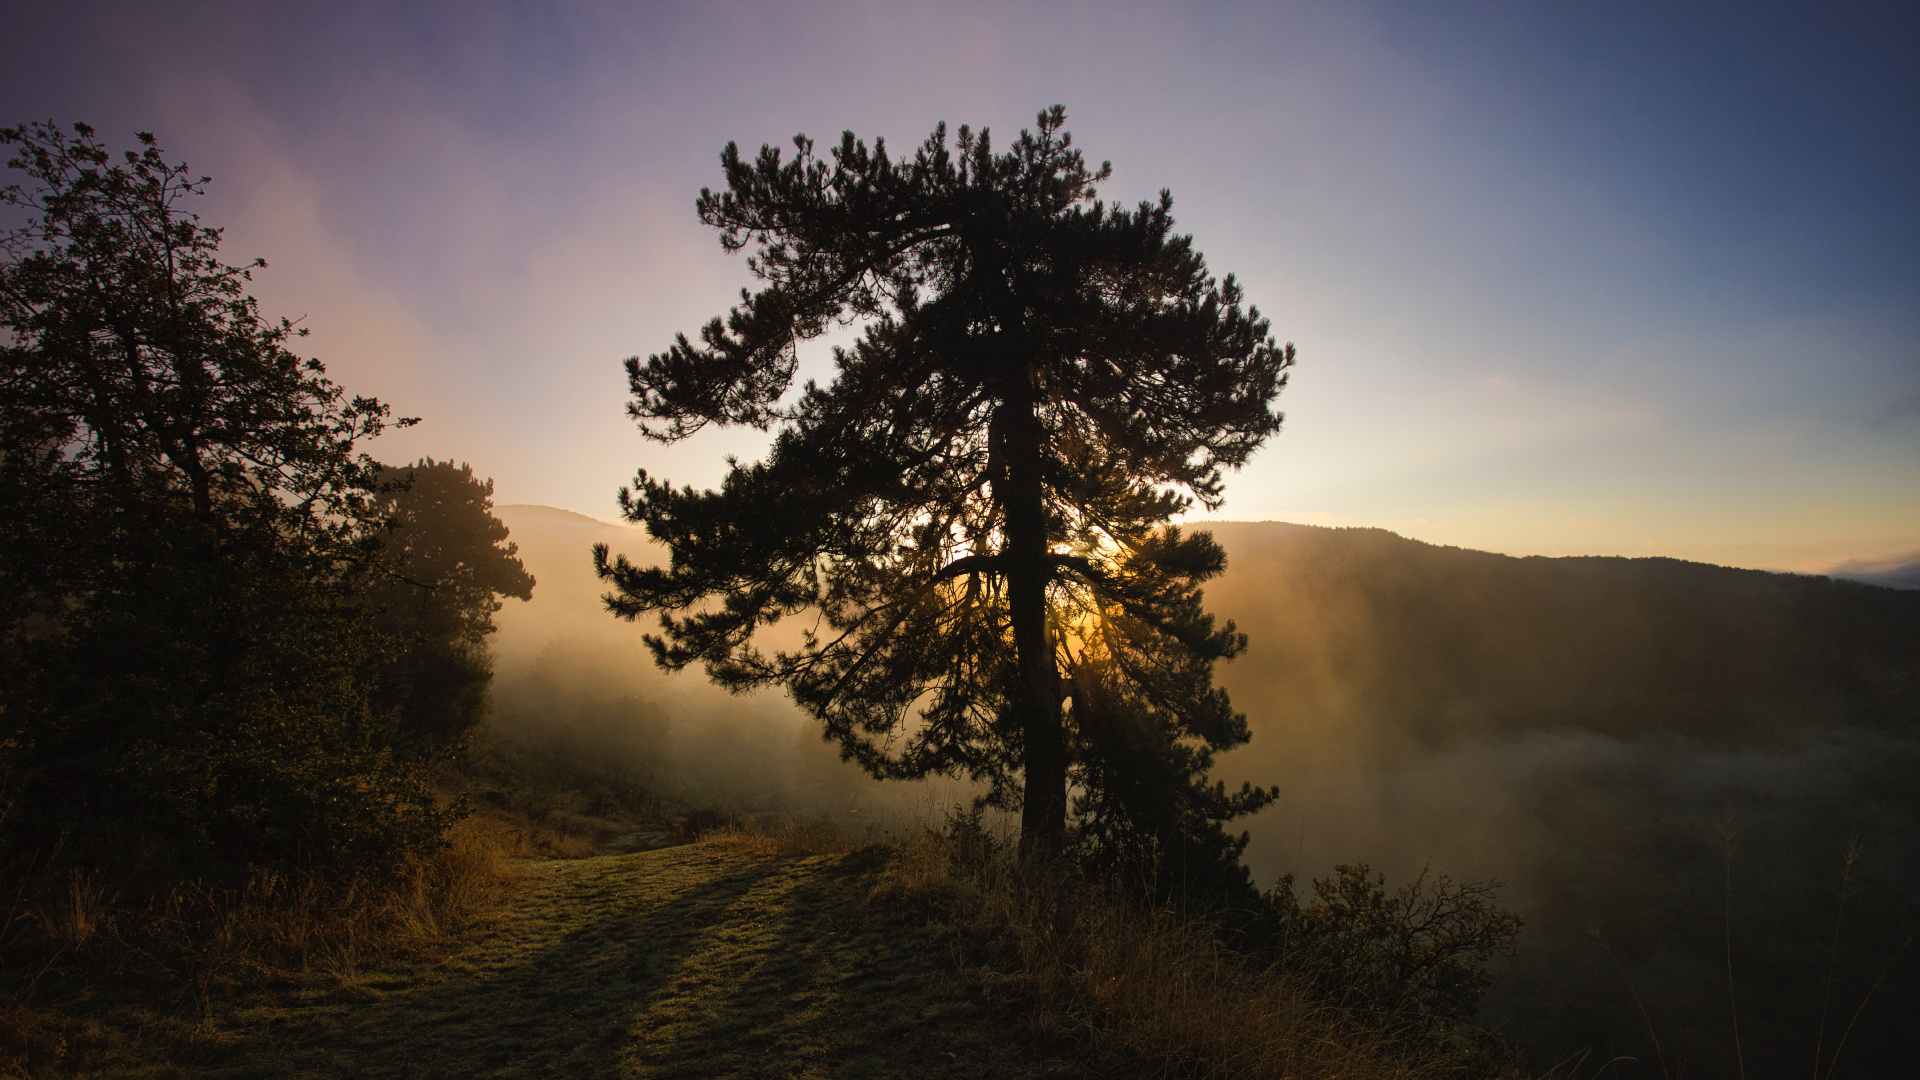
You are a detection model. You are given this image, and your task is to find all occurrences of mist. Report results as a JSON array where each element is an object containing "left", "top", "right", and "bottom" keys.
[
  {"left": 485, "top": 506, "right": 1918, "bottom": 1074},
  {"left": 1199, "top": 521, "right": 1918, "bottom": 1073},
  {"left": 487, "top": 505, "right": 983, "bottom": 833}
]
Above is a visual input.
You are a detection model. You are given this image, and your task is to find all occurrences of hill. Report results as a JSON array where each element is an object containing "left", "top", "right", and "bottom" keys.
[
  {"left": 487, "top": 508, "right": 1919, "bottom": 1077},
  {"left": 1200, "top": 520, "right": 1918, "bottom": 750},
  {"left": 490, "top": 507, "right": 1918, "bottom": 751},
  {"left": 1194, "top": 523, "right": 1918, "bottom": 1077}
]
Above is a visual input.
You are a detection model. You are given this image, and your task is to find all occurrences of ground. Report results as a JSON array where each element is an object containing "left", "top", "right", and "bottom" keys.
[{"left": 78, "top": 844, "right": 1071, "bottom": 1079}]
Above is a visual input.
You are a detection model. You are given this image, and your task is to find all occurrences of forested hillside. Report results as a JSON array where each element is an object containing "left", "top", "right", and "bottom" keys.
[
  {"left": 1198, "top": 522, "right": 1918, "bottom": 1077},
  {"left": 1202, "top": 521, "right": 1917, "bottom": 749},
  {"left": 490, "top": 509, "right": 1918, "bottom": 1077}
]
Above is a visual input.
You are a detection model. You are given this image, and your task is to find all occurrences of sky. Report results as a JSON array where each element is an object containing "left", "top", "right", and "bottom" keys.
[{"left": 4, "top": 0, "right": 1916, "bottom": 573}]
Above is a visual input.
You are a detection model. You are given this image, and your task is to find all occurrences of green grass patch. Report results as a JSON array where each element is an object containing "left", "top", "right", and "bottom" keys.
[{"left": 61, "top": 842, "right": 1070, "bottom": 1078}]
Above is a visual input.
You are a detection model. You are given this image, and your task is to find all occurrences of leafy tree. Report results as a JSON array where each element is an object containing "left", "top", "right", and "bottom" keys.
[
  {"left": 596, "top": 107, "right": 1291, "bottom": 865},
  {"left": 367, "top": 458, "right": 535, "bottom": 755},
  {"left": 0, "top": 122, "right": 438, "bottom": 877}
]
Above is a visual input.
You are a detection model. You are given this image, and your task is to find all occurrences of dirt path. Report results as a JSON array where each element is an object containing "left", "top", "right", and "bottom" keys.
[{"left": 189, "top": 843, "right": 1064, "bottom": 1079}]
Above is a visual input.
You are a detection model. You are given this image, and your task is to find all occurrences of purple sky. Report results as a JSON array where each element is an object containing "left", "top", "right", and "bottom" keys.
[{"left": 6, "top": 0, "right": 1916, "bottom": 572}]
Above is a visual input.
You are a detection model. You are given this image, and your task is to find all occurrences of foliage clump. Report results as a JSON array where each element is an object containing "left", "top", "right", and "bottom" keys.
[
  {"left": 1268, "top": 864, "right": 1523, "bottom": 1040},
  {"left": 367, "top": 458, "right": 535, "bottom": 757}
]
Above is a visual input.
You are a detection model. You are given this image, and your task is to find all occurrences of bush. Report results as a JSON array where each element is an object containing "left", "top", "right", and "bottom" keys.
[
  {"left": 870, "top": 820, "right": 1524, "bottom": 1078},
  {"left": 1266, "top": 864, "right": 1524, "bottom": 1046}
]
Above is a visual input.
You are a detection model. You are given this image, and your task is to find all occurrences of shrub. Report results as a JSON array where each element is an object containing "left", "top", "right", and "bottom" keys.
[
  {"left": 877, "top": 822, "right": 1524, "bottom": 1077},
  {"left": 1266, "top": 864, "right": 1524, "bottom": 1045}
]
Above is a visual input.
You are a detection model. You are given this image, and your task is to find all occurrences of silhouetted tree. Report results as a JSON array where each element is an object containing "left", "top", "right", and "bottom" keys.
[
  {"left": 596, "top": 107, "right": 1290, "bottom": 866},
  {"left": 368, "top": 458, "right": 534, "bottom": 754},
  {"left": 0, "top": 122, "right": 440, "bottom": 877}
]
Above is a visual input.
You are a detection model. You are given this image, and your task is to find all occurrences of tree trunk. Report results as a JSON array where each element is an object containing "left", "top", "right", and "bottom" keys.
[{"left": 999, "top": 398, "right": 1066, "bottom": 854}]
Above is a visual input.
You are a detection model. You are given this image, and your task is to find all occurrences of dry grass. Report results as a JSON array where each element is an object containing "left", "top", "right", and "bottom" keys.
[
  {"left": 38, "top": 838, "right": 1073, "bottom": 1077},
  {"left": 0, "top": 816, "right": 517, "bottom": 1074},
  {"left": 0, "top": 761, "right": 715, "bottom": 1075},
  {"left": 0, "top": 741, "right": 749, "bottom": 1075},
  {"left": 866, "top": 832, "right": 1502, "bottom": 1080},
  {"left": 0, "top": 807, "right": 1510, "bottom": 1077},
  {"left": 0, "top": 1002, "right": 69, "bottom": 1079},
  {"left": 700, "top": 814, "right": 854, "bottom": 859},
  {"left": 458, "top": 793, "right": 619, "bottom": 859},
  {"left": 104, "top": 819, "right": 507, "bottom": 984}
]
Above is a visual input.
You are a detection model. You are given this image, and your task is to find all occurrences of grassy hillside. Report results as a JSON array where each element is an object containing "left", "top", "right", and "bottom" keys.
[
  {"left": 39, "top": 842, "right": 1060, "bottom": 1078},
  {"left": 258, "top": 844, "right": 1058, "bottom": 1079},
  {"left": 39, "top": 820, "right": 1496, "bottom": 1079}
]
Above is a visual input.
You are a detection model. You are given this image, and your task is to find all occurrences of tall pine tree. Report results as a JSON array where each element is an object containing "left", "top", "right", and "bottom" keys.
[{"left": 597, "top": 108, "right": 1291, "bottom": 864}]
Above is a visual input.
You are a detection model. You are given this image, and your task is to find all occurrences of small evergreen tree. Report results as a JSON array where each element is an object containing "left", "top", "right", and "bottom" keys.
[
  {"left": 597, "top": 107, "right": 1290, "bottom": 869},
  {"left": 367, "top": 458, "right": 535, "bottom": 756},
  {"left": 0, "top": 122, "right": 437, "bottom": 877}
]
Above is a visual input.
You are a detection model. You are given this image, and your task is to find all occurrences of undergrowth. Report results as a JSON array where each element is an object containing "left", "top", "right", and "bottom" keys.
[
  {"left": 0, "top": 728, "right": 746, "bottom": 1076},
  {"left": 0, "top": 816, "right": 512, "bottom": 1076},
  {"left": 863, "top": 822, "right": 1525, "bottom": 1079},
  {"left": 0, "top": 745, "right": 1533, "bottom": 1078}
]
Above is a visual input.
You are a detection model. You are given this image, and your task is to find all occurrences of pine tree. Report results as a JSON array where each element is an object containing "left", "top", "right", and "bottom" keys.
[{"left": 597, "top": 107, "right": 1291, "bottom": 861}]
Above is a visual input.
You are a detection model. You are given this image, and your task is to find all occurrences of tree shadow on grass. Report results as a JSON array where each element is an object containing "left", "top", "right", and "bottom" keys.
[
  {"left": 217, "top": 848, "right": 791, "bottom": 1077},
  {"left": 213, "top": 846, "right": 1063, "bottom": 1079},
  {"left": 621, "top": 848, "right": 1059, "bottom": 1079}
]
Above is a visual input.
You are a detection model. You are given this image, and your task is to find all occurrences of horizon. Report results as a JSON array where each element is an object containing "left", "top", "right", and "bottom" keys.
[{"left": 490, "top": 501, "right": 1920, "bottom": 587}]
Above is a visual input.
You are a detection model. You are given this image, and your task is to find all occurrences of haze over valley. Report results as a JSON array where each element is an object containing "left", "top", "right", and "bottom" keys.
[{"left": 488, "top": 505, "right": 1918, "bottom": 1072}]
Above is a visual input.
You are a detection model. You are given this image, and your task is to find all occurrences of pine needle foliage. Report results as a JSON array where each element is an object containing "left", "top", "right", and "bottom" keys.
[{"left": 596, "top": 107, "right": 1291, "bottom": 869}]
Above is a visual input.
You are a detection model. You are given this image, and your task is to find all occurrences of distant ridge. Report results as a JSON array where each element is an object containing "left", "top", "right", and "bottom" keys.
[
  {"left": 500, "top": 506, "right": 1915, "bottom": 591},
  {"left": 1828, "top": 557, "right": 1920, "bottom": 591},
  {"left": 1198, "top": 519, "right": 1915, "bottom": 590},
  {"left": 489, "top": 508, "right": 1919, "bottom": 746},
  {"left": 495, "top": 503, "right": 635, "bottom": 529}
]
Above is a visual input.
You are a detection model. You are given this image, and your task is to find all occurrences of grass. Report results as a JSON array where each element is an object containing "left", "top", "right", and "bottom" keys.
[
  {"left": 25, "top": 832, "right": 1072, "bottom": 1078},
  {"left": 13, "top": 823, "right": 1480, "bottom": 1078},
  {"left": 4, "top": 778, "right": 1507, "bottom": 1079},
  {"left": 0, "top": 815, "right": 516, "bottom": 1077}
]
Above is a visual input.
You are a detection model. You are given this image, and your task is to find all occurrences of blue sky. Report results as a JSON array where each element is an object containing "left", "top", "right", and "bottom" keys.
[{"left": 6, "top": 0, "right": 1916, "bottom": 572}]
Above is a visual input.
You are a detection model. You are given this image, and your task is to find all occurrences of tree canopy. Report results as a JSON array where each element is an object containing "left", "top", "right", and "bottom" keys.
[
  {"left": 598, "top": 107, "right": 1291, "bottom": 872},
  {"left": 0, "top": 122, "right": 438, "bottom": 877},
  {"left": 368, "top": 458, "right": 535, "bottom": 754}
]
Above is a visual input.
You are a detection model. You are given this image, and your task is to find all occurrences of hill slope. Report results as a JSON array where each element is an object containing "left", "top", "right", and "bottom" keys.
[
  {"left": 1201, "top": 520, "right": 1919, "bottom": 751},
  {"left": 1180, "top": 524, "right": 1917, "bottom": 1077}
]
